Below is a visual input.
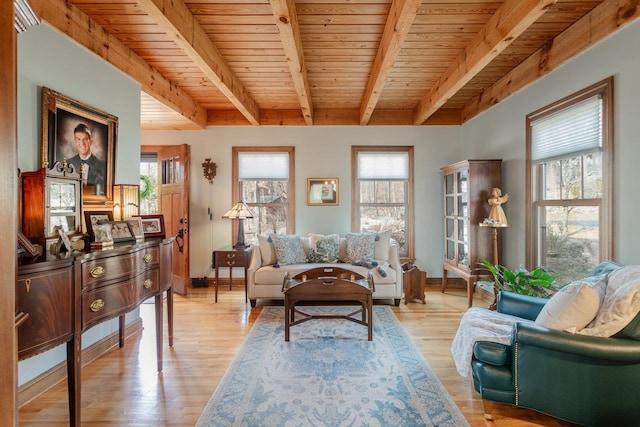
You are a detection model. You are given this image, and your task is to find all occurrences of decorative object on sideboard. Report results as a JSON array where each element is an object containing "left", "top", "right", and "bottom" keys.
[
  {"left": 222, "top": 200, "right": 254, "bottom": 249},
  {"left": 107, "top": 220, "right": 137, "bottom": 243},
  {"left": 113, "top": 184, "right": 140, "bottom": 220},
  {"left": 41, "top": 87, "right": 118, "bottom": 207},
  {"left": 202, "top": 158, "right": 217, "bottom": 184},
  {"left": 20, "top": 162, "right": 83, "bottom": 256},
  {"left": 307, "top": 178, "right": 339, "bottom": 206},
  {"left": 17, "top": 231, "right": 42, "bottom": 258},
  {"left": 140, "top": 214, "right": 166, "bottom": 239},
  {"left": 84, "top": 210, "right": 113, "bottom": 242},
  {"left": 124, "top": 216, "right": 144, "bottom": 240}
]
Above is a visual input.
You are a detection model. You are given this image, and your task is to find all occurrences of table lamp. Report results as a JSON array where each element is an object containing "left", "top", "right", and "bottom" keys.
[{"left": 222, "top": 200, "right": 254, "bottom": 249}]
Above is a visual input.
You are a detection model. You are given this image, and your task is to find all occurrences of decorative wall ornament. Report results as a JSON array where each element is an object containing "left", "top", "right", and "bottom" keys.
[{"left": 202, "top": 158, "right": 217, "bottom": 184}]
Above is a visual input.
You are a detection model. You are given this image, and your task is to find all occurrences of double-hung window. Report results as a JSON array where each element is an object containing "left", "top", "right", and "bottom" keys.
[
  {"left": 232, "top": 147, "right": 295, "bottom": 245},
  {"left": 526, "top": 78, "right": 613, "bottom": 285},
  {"left": 352, "top": 146, "right": 414, "bottom": 259}
]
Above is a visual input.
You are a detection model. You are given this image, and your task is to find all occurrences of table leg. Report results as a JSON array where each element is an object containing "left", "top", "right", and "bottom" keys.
[
  {"left": 155, "top": 293, "right": 163, "bottom": 372},
  {"left": 244, "top": 267, "right": 248, "bottom": 303},
  {"left": 167, "top": 287, "right": 174, "bottom": 347},
  {"left": 118, "top": 314, "right": 125, "bottom": 347},
  {"left": 367, "top": 297, "right": 373, "bottom": 341},
  {"left": 214, "top": 266, "right": 219, "bottom": 303},
  {"left": 284, "top": 299, "right": 291, "bottom": 342},
  {"left": 67, "top": 335, "right": 81, "bottom": 427}
]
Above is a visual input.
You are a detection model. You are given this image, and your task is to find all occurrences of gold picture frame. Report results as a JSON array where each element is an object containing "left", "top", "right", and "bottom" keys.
[
  {"left": 41, "top": 87, "right": 118, "bottom": 207},
  {"left": 307, "top": 178, "right": 339, "bottom": 206}
]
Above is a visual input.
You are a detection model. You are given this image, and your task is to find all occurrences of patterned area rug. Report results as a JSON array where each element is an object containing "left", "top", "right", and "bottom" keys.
[{"left": 196, "top": 306, "right": 469, "bottom": 427}]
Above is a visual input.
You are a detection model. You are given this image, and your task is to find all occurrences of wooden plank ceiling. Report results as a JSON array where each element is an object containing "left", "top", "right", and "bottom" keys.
[{"left": 29, "top": 0, "right": 640, "bottom": 129}]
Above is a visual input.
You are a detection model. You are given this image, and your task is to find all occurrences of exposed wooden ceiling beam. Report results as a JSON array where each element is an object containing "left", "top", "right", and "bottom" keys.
[
  {"left": 207, "top": 108, "right": 461, "bottom": 126},
  {"left": 360, "top": 0, "right": 421, "bottom": 125},
  {"left": 269, "top": 0, "right": 313, "bottom": 125},
  {"left": 29, "top": 0, "right": 206, "bottom": 129},
  {"left": 462, "top": 0, "right": 640, "bottom": 123},
  {"left": 137, "top": 0, "right": 261, "bottom": 126},
  {"left": 413, "top": 0, "right": 557, "bottom": 125}
]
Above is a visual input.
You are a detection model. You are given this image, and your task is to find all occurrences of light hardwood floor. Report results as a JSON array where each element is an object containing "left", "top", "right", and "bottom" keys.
[{"left": 18, "top": 285, "right": 577, "bottom": 426}]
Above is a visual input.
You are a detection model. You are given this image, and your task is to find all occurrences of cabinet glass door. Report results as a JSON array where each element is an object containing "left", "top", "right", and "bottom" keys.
[{"left": 48, "top": 179, "right": 80, "bottom": 236}]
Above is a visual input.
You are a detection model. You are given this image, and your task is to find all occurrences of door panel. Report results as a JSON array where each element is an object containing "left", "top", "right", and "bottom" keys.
[{"left": 142, "top": 144, "right": 190, "bottom": 295}]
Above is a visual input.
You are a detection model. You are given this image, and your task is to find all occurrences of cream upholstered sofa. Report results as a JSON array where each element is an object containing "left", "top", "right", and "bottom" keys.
[{"left": 247, "top": 231, "right": 403, "bottom": 307}]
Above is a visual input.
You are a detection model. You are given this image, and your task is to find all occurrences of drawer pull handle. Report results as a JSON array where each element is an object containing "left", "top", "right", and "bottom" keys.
[
  {"left": 227, "top": 254, "right": 236, "bottom": 259},
  {"left": 143, "top": 253, "right": 152, "bottom": 263},
  {"left": 90, "top": 266, "right": 105, "bottom": 278},
  {"left": 90, "top": 299, "right": 105, "bottom": 312},
  {"left": 25, "top": 279, "right": 32, "bottom": 293},
  {"left": 227, "top": 261, "right": 236, "bottom": 266},
  {"left": 143, "top": 279, "right": 153, "bottom": 289}
]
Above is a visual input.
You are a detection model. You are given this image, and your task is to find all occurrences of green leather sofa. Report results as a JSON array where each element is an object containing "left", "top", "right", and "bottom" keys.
[{"left": 471, "top": 263, "right": 640, "bottom": 426}]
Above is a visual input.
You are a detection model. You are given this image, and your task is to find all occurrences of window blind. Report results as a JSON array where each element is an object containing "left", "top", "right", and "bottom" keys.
[
  {"left": 238, "top": 152, "right": 289, "bottom": 179},
  {"left": 531, "top": 95, "right": 602, "bottom": 162},
  {"left": 358, "top": 152, "right": 409, "bottom": 180}
]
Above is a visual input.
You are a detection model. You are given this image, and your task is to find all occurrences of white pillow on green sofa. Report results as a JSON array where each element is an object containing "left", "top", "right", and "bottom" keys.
[{"left": 535, "top": 281, "right": 603, "bottom": 332}]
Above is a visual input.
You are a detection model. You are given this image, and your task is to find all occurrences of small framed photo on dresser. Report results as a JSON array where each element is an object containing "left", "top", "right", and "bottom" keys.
[
  {"left": 84, "top": 210, "right": 113, "bottom": 242},
  {"left": 109, "top": 220, "right": 136, "bottom": 243},
  {"left": 140, "top": 214, "right": 165, "bottom": 238}
]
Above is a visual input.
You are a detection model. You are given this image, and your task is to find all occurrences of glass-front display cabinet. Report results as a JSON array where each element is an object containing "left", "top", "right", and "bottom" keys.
[
  {"left": 441, "top": 159, "right": 502, "bottom": 307},
  {"left": 20, "top": 161, "right": 82, "bottom": 257}
]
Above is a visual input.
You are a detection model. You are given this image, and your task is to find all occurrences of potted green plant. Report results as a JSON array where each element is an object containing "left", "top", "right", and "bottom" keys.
[{"left": 478, "top": 258, "right": 558, "bottom": 300}]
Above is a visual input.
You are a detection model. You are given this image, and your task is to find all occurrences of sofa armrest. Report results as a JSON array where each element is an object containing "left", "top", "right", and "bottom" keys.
[
  {"left": 248, "top": 246, "right": 262, "bottom": 271},
  {"left": 514, "top": 323, "right": 640, "bottom": 362},
  {"left": 473, "top": 341, "right": 511, "bottom": 366},
  {"left": 497, "top": 292, "right": 547, "bottom": 321},
  {"left": 388, "top": 240, "right": 402, "bottom": 272}
]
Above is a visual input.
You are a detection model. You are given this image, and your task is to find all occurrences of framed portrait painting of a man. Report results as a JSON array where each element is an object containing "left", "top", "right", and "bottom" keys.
[{"left": 42, "top": 87, "right": 117, "bottom": 207}]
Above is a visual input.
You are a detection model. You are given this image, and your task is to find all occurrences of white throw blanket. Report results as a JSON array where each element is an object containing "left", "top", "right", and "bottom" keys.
[
  {"left": 578, "top": 265, "right": 640, "bottom": 336},
  {"left": 451, "top": 307, "right": 533, "bottom": 377}
]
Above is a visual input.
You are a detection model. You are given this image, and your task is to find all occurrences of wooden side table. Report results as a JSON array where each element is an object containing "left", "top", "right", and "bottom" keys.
[
  {"left": 212, "top": 246, "right": 253, "bottom": 303},
  {"left": 403, "top": 262, "right": 426, "bottom": 304}
]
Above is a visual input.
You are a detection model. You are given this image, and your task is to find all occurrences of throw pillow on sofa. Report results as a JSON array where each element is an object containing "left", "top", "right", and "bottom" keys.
[
  {"left": 373, "top": 229, "right": 392, "bottom": 262},
  {"left": 257, "top": 234, "right": 277, "bottom": 265},
  {"left": 270, "top": 234, "right": 308, "bottom": 266},
  {"left": 344, "top": 232, "right": 378, "bottom": 263},
  {"left": 534, "top": 281, "right": 604, "bottom": 332},
  {"left": 308, "top": 233, "right": 340, "bottom": 263}
]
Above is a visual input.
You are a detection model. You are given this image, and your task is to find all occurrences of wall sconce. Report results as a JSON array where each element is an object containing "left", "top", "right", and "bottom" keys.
[
  {"left": 113, "top": 184, "right": 140, "bottom": 221},
  {"left": 202, "top": 158, "right": 217, "bottom": 184}
]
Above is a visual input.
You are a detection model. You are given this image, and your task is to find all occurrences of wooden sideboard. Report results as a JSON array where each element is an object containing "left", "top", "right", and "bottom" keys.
[{"left": 16, "top": 238, "right": 174, "bottom": 426}]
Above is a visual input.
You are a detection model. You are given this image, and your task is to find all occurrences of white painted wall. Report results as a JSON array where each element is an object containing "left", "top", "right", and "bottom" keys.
[
  {"left": 17, "top": 24, "right": 142, "bottom": 385},
  {"left": 141, "top": 126, "right": 461, "bottom": 278},
  {"left": 461, "top": 19, "right": 640, "bottom": 268}
]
